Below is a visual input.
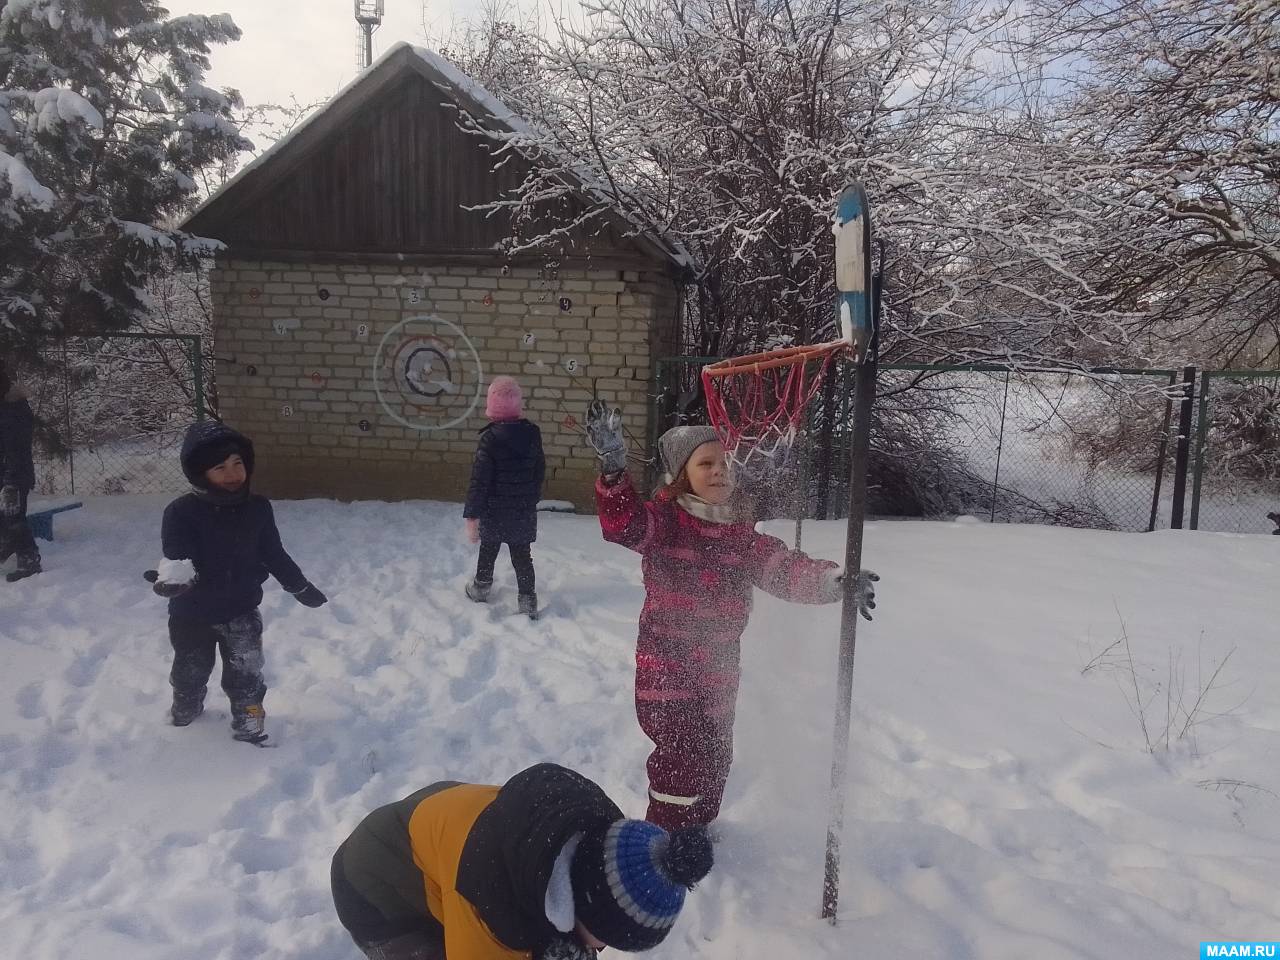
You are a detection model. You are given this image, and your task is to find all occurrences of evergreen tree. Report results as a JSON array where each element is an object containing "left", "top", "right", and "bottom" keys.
[{"left": 0, "top": 0, "right": 249, "bottom": 363}]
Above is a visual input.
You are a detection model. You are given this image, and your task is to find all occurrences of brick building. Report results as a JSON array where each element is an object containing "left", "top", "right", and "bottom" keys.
[{"left": 182, "top": 43, "right": 687, "bottom": 503}]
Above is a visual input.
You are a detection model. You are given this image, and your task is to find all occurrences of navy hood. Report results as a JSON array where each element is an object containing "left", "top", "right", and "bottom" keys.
[{"left": 179, "top": 420, "right": 256, "bottom": 487}]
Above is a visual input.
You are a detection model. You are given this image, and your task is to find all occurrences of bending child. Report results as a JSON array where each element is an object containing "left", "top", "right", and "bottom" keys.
[
  {"left": 586, "top": 401, "right": 879, "bottom": 830},
  {"left": 331, "top": 762, "right": 712, "bottom": 960}
]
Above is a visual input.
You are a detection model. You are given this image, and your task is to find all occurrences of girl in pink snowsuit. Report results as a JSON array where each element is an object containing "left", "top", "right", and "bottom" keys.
[{"left": 588, "top": 407, "right": 874, "bottom": 830}]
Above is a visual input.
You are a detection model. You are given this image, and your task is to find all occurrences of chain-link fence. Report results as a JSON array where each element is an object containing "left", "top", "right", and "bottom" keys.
[
  {"left": 1190, "top": 370, "right": 1280, "bottom": 534},
  {"left": 26, "top": 335, "right": 205, "bottom": 497},
  {"left": 653, "top": 358, "right": 1187, "bottom": 532}
]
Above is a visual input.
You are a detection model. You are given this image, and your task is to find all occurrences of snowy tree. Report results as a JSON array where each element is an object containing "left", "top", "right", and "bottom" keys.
[
  {"left": 0, "top": 0, "right": 251, "bottom": 364},
  {"left": 1011, "top": 0, "right": 1280, "bottom": 368},
  {"left": 428, "top": 0, "right": 1137, "bottom": 369}
]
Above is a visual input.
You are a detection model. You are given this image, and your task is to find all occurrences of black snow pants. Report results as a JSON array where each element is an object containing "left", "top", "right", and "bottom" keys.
[{"left": 168, "top": 610, "right": 266, "bottom": 710}]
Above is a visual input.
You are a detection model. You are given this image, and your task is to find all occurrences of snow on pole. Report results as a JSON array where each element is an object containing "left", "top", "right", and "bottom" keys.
[{"left": 822, "top": 182, "right": 878, "bottom": 922}]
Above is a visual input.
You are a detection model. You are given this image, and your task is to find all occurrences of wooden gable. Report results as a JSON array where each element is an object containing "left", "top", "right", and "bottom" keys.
[{"left": 184, "top": 45, "right": 681, "bottom": 269}]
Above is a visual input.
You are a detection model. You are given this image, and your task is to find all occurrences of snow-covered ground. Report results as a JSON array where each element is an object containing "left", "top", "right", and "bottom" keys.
[{"left": 2, "top": 497, "right": 1278, "bottom": 960}]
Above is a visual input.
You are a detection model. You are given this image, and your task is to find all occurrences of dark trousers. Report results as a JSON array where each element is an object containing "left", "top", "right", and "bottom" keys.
[
  {"left": 475, "top": 540, "right": 535, "bottom": 595},
  {"left": 0, "top": 486, "right": 37, "bottom": 564},
  {"left": 331, "top": 845, "right": 446, "bottom": 960},
  {"left": 168, "top": 610, "right": 266, "bottom": 710}
]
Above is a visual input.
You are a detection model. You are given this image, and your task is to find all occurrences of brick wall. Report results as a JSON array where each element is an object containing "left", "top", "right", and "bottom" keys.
[{"left": 210, "top": 259, "right": 679, "bottom": 507}]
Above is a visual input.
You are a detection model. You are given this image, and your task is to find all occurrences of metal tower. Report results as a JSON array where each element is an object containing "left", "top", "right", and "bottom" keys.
[{"left": 354, "top": 0, "right": 385, "bottom": 69}]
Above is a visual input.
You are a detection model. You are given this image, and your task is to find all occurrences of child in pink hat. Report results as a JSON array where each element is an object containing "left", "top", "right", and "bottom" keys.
[{"left": 463, "top": 376, "right": 546, "bottom": 618}]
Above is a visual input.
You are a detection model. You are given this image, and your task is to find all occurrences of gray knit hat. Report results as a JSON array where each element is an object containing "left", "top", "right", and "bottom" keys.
[{"left": 658, "top": 425, "right": 721, "bottom": 480}]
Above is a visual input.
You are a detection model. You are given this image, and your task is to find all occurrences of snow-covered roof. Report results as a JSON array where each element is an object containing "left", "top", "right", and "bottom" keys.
[{"left": 181, "top": 42, "right": 690, "bottom": 270}]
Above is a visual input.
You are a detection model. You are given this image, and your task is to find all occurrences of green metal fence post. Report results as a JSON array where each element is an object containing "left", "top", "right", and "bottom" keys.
[
  {"left": 1147, "top": 370, "right": 1177, "bottom": 532},
  {"left": 191, "top": 335, "right": 205, "bottom": 421},
  {"left": 1188, "top": 371, "right": 1212, "bottom": 531},
  {"left": 990, "top": 371, "right": 1011, "bottom": 523},
  {"left": 1170, "top": 366, "right": 1197, "bottom": 529}
]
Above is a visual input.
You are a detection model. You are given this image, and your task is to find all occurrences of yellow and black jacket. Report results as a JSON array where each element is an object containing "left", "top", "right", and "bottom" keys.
[{"left": 332, "top": 763, "right": 622, "bottom": 959}]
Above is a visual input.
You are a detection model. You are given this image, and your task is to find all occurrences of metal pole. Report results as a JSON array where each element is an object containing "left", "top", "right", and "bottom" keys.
[
  {"left": 822, "top": 190, "right": 878, "bottom": 921},
  {"left": 989, "top": 371, "right": 1011, "bottom": 523},
  {"left": 1169, "top": 366, "right": 1196, "bottom": 529},
  {"left": 1188, "top": 371, "right": 1213, "bottom": 531},
  {"left": 794, "top": 432, "right": 807, "bottom": 550},
  {"left": 1147, "top": 370, "right": 1177, "bottom": 532},
  {"left": 191, "top": 335, "right": 205, "bottom": 421},
  {"left": 61, "top": 338, "right": 75, "bottom": 496}
]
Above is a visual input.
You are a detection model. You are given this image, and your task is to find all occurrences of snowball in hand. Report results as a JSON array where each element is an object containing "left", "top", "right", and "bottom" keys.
[{"left": 156, "top": 558, "right": 196, "bottom": 585}]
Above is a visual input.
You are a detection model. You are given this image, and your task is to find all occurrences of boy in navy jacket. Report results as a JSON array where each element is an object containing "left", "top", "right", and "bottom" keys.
[{"left": 153, "top": 421, "right": 326, "bottom": 743}]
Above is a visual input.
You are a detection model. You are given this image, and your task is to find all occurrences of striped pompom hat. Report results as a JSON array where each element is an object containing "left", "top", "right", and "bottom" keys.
[{"left": 570, "top": 818, "right": 713, "bottom": 951}]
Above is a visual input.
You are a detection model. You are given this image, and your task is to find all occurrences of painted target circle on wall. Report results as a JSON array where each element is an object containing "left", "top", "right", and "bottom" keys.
[{"left": 372, "top": 314, "right": 484, "bottom": 432}]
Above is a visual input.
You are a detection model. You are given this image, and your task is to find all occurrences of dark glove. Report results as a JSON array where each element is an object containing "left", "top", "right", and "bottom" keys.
[
  {"left": 585, "top": 399, "right": 627, "bottom": 476},
  {"left": 0, "top": 485, "right": 19, "bottom": 518},
  {"left": 292, "top": 582, "right": 327, "bottom": 608},
  {"left": 535, "top": 936, "right": 597, "bottom": 960},
  {"left": 144, "top": 569, "right": 194, "bottom": 599}
]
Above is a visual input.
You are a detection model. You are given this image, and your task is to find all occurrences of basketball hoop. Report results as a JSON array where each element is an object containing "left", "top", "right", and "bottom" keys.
[{"left": 701, "top": 335, "right": 856, "bottom": 473}]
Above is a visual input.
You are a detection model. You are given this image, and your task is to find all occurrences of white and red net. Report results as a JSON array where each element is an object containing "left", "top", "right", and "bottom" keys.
[{"left": 701, "top": 337, "right": 855, "bottom": 475}]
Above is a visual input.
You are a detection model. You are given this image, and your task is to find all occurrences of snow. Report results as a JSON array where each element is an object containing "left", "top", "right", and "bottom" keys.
[
  {"left": 32, "top": 86, "right": 104, "bottom": 132},
  {"left": 156, "top": 557, "right": 195, "bottom": 584},
  {"left": 2, "top": 496, "right": 1277, "bottom": 958},
  {"left": 118, "top": 219, "right": 177, "bottom": 250},
  {"left": 0, "top": 149, "right": 56, "bottom": 208},
  {"left": 537, "top": 499, "right": 578, "bottom": 512}
]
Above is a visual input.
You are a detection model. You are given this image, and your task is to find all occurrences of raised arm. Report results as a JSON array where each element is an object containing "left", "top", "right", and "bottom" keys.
[{"left": 595, "top": 471, "right": 670, "bottom": 555}]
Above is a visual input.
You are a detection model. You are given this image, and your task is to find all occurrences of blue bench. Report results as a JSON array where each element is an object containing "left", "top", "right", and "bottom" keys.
[{"left": 27, "top": 501, "right": 83, "bottom": 542}]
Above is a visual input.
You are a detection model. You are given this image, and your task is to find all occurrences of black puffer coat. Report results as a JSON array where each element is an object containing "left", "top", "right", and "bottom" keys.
[
  {"left": 0, "top": 395, "right": 36, "bottom": 491},
  {"left": 162, "top": 421, "right": 307, "bottom": 623},
  {"left": 331, "top": 763, "right": 622, "bottom": 955},
  {"left": 463, "top": 419, "right": 545, "bottom": 544}
]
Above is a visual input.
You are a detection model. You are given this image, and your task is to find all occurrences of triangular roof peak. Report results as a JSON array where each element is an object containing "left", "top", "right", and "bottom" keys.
[{"left": 182, "top": 42, "right": 689, "bottom": 270}]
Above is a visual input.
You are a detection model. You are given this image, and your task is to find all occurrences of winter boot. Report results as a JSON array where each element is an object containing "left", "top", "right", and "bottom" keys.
[
  {"left": 6, "top": 549, "right": 41, "bottom": 583},
  {"left": 465, "top": 579, "right": 492, "bottom": 603},
  {"left": 170, "top": 698, "right": 205, "bottom": 727},
  {"left": 518, "top": 592, "right": 539, "bottom": 620},
  {"left": 231, "top": 703, "right": 267, "bottom": 743}
]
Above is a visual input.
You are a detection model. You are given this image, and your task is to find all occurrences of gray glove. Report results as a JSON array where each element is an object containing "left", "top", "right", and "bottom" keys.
[
  {"left": 851, "top": 568, "right": 879, "bottom": 620},
  {"left": 0, "top": 485, "right": 19, "bottom": 518},
  {"left": 819, "top": 568, "right": 879, "bottom": 619},
  {"left": 585, "top": 399, "right": 627, "bottom": 476}
]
